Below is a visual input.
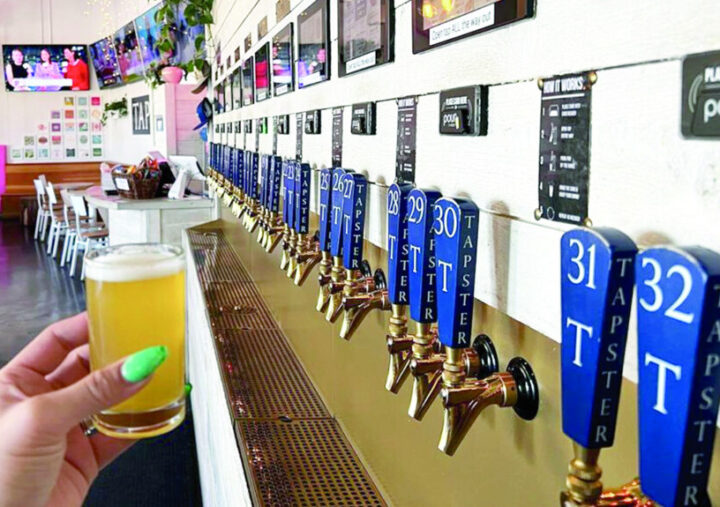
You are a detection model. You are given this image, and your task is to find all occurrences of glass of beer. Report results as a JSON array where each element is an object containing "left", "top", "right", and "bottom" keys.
[{"left": 85, "top": 243, "right": 186, "bottom": 438}]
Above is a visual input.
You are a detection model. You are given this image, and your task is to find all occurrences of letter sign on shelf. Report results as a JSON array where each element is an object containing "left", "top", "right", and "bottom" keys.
[
  {"left": 387, "top": 183, "right": 413, "bottom": 306},
  {"left": 561, "top": 228, "right": 637, "bottom": 449},
  {"left": 434, "top": 197, "right": 479, "bottom": 349},
  {"left": 341, "top": 173, "right": 368, "bottom": 270},
  {"left": 637, "top": 246, "right": 720, "bottom": 507},
  {"left": 318, "top": 168, "right": 333, "bottom": 252},
  {"left": 408, "top": 189, "right": 443, "bottom": 323}
]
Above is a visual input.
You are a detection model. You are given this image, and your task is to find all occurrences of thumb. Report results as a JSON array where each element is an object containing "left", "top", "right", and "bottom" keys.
[{"left": 41, "top": 345, "right": 169, "bottom": 432}]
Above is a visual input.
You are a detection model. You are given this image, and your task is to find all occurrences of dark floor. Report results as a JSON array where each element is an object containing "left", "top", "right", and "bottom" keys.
[{"left": 0, "top": 220, "right": 203, "bottom": 506}]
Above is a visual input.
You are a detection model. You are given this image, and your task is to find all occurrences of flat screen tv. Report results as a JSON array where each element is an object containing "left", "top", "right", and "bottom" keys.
[
  {"left": 224, "top": 74, "right": 233, "bottom": 111},
  {"left": 272, "top": 23, "right": 294, "bottom": 96},
  {"left": 89, "top": 37, "right": 122, "bottom": 88},
  {"left": 135, "top": 4, "right": 164, "bottom": 68},
  {"left": 114, "top": 22, "right": 145, "bottom": 83},
  {"left": 215, "top": 82, "right": 225, "bottom": 113},
  {"left": 297, "top": 0, "right": 330, "bottom": 88},
  {"left": 241, "top": 56, "right": 254, "bottom": 106},
  {"left": 255, "top": 43, "right": 270, "bottom": 102},
  {"left": 338, "top": 0, "right": 393, "bottom": 76},
  {"left": 412, "top": 0, "right": 533, "bottom": 53},
  {"left": 175, "top": 1, "right": 207, "bottom": 64},
  {"left": 231, "top": 68, "right": 242, "bottom": 109},
  {"left": 3, "top": 44, "right": 90, "bottom": 91}
]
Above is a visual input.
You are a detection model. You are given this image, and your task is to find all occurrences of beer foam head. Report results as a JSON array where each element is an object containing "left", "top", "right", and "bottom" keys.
[{"left": 85, "top": 245, "right": 185, "bottom": 282}]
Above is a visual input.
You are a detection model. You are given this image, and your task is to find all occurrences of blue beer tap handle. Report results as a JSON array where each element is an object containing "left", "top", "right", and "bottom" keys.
[
  {"left": 285, "top": 162, "right": 295, "bottom": 227},
  {"left": 560, "top": 227, "right": 637, "bottom": 449},
  {"left": 318, "top": 168, "right": 333, "bottom": 252},
  {"left": 234, "top": 148, "right": 244, "bottom": 188},
  {"left": 434, "top": 197, "right": 479, "bottom": 349},
  {"left": 269, "top": 156, "right": 282, "bottom": 213},
  {"left": 229, "top": 148, "right": 235, "bottom": 182},
  {"left": 329, "top": 168, "right": 348, "bottom": 258},
  {"left": 408, "top": 188, "right": 443, "bottom": 323},
  {"left": 341, "top": 173, "right": 368, "bottom": 270},
  {"left": 637, "top": 246, "right": 720, "bottom": 507},
  {"left": 387, "top": 183, "right": 414, "bottom": 306},
  {"left": 224, "top": 146, "right": 230, "bottom": 179},
  {"left": 262, "top": 155, "right": 271, "bottom": 208},
  {"left": 281, "top": 161, "right": 289, "bottom": 223},
  {"left": 249, "top": 152, "right": 258, "bottom": 199},
  {"left": 294, "top": 163, "right": 311, "bottom": 235}
]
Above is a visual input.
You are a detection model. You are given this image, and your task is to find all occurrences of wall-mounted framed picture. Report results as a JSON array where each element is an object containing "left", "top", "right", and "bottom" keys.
[
  {"left": 272, "top": 23, "right": 294, "bottom": 96},
  {"left": 241, "top": 56, "right": 255, "bottom": 106},
  {"left": 338, "top": 0, "right": 393, "bottom": 76},
  {"left": 255, "top": 42, "right": 271, "bottom": 102},
  {"left": 297, "top": 0, "right": 330, "bottom": 89},
  {"left": 411, "top": 0, "right": 533, "bottom": 53}
]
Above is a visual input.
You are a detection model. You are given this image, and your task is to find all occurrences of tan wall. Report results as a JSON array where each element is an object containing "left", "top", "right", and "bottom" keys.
[{"left": 217, "top": 207, "right": 720, "bottom": 507}]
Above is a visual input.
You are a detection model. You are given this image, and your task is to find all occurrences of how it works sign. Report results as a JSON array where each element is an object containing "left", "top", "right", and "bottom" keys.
[{"left": 682, "top": 50, "right": 720, "bottom": 138}]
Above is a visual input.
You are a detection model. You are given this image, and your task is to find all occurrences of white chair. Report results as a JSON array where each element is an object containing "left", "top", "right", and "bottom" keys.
[
  {"left": 59, "top": 189, "right": 77, "bottom": 267},
  {"left": 45, "top": 183, "right": 68, "bottom": 257},
  {"left": 32, "top": 179, "right": 50, "bottom": 241},
  {"left": 69, "top": 194, "right": 108, "bottom": 279}
]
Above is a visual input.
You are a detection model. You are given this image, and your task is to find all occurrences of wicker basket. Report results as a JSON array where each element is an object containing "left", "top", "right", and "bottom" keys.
[{"left": 112, "top": 172, "right": 161, "bottom": 199}]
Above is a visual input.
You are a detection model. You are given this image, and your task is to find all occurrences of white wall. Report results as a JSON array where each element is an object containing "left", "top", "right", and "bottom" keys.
[{"left": 209, "top": 0, "right": 720, "bottom": 384}]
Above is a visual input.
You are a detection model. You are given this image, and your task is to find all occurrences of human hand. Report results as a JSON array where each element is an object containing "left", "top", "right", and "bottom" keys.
[{"left": 0, "top": 313, "right": 167, "bottom": 507}]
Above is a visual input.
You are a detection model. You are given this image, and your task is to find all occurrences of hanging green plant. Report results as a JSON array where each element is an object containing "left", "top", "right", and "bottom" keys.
[
  {"left": 147, "top": 0, "right": 214, "bottom": 87},
  {"left": 101, "top": 97, "right": 128, "bottom": 125}
]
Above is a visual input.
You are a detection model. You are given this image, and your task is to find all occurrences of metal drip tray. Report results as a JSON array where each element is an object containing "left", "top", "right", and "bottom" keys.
[
  {"left": 236, "top": 419, "right": 386, "bottom": 507},
  {"left": 215, "top": 329, "right": 329, "bottom": 419},
  {"left": 187, "top": 226, "right": 387, "bottom": 507}
]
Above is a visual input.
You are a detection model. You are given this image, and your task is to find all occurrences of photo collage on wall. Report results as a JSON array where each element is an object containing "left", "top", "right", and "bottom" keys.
[{"left": 9, "top": 96, "right": 104, "bottom": 162}]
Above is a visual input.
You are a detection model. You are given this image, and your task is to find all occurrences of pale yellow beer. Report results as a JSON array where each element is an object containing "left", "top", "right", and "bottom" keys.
[{"left": 85, "top": 244, "right": 186, "bottom": 438}]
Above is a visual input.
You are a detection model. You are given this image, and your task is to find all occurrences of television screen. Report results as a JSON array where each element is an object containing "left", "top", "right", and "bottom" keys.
[
  {"left": 231, "top": 68, "right": 242, "bottom": 109},
  {"left": 3, "top": 44, "right": 90, "bottom": 91},
  {"left": 224, "top": 75, "right": 233, "bottom": 111},
  {"left": 241, "top": 56, "right": 254, "bottom": 106},
  {"left": 114, "top": 22, "right": 145, "bottom": 83},
  {"left": 175, "top": 1, "right": 206, "bottom": 64},
  {"left": 297, "top": 0, "right": 330, "bottom": 88},
  {"left": 255, "top": 43, "right": 270, "bottom": 101},
  {"left": 338, "top": 0, "right": 392, "bottom": 75},
  {"left": 135, "top": 4, "right": 163, "bottom": 68},
  {"left": 89, "top": 37, "right": 122, "bottom": 88},
  {"left": 215, "top": 82, "right": 225, "bottom": 113},
  {"left": 272, "top": 24, "right": 294, "bottom": 96}
]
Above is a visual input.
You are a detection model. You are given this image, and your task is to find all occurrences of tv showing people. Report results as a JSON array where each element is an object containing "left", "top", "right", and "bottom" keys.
[
  {"left": 3, "top": 45, "right": 90, "bottom": 91},
  {"left": 297, "top": 0, "right": 329, "bottom": 88},
  {"left": 272, "top": 24, "right": 294, "bottom": 96},
  {"left": 241, "top": 56, "right": 254, "bottom": 106},
  {"left": 174, "top": 1, "right": 206, "bottom": 64},
  {"left": 255, "top": 43, "right": 270, "bottom": 102},
  {"left": 135, "top": 4, "right": 163, "bottom": 68},
  {"left": 89, "top": 37, "right": 122, "bottom": 88},
  {"left": 114, "top": 22, "right": 145, "bottom": 83}
]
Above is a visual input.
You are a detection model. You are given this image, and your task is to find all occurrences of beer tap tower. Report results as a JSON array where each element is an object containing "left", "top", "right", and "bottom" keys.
[
  {"left": 315, "top": 168, "right": 334, "bottom": 308},
  {"left": 559, "top": 228, "right": 642, "bottom": 506},
  {"left": 636, "top": 246, "right": 720, "bottom": 507},
  {"left": 434, "top": 197, "right": 539, "bottom": 456},
  {"left": 383, "top": 183, "right": 414, "bottom": 392}
]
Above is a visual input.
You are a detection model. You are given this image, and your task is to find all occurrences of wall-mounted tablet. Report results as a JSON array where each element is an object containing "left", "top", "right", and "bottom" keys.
[
  {"left": 224, "top": 73, "right": 233, "bottom": 111},
  {"left": 297, "top": 0, "right": 330, "bottom": 89},
  {"left": 272, "top": 23, "right": 294, "bottom": 96},
  {"left": 114, "top": 21, "right": 145, "bottom": 83},
  {"left": 338, "top": 0, "right": 393, "bottom": 76},
  {"left": 241, "top": 56, "right": 255, "bottom": 106},
  {"left": 255, "top": 42, "right": 271, "bottom": 102},
  {"left": 232, "top": 67, "right": 242, "bottom": 109},
  {"left": 412, "top": 0, "right": 533, "bottom": 53},
  {"left": 89, "top": 37, "right": 122, "bottom": 89}
]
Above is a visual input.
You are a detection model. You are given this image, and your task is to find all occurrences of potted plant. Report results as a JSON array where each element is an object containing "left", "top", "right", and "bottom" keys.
[
  {"left": 101, "top": 97, "right": 128, "bottom": 125},
  {"left": 147, "top": 0, "right": 214, "bottom": 87}
]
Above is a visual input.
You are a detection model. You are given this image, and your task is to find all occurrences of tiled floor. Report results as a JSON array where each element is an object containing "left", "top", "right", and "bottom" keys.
[{"left": 0, "top": 220, "right": 203, "bottom": 506}]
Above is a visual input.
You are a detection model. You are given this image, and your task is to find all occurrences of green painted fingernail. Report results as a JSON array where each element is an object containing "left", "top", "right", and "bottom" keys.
[
  {"left": 121, "top": 346, "right": 168, "bottom": 383},
  {"left": 185, "top": 383, "right": 193, "bottom": 396}
]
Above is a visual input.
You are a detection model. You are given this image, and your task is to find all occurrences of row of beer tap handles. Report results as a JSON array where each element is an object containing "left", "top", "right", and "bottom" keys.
[{"left": 206, "top": 144, "right": 720, "bottom": 507}]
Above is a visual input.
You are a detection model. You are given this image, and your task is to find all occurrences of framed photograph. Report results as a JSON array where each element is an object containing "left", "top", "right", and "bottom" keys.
[
  {"left": 411, "top": 0, "right": 533, "bottom": 53},
  {"left": 297, "top": 0, "right": 330, "bottom": 89},
  {"left": 272, "top": 23, "right": 294, "bottom": 96},
  {"left": 338, "top": 0, "right": 393, "bottom": 76}
]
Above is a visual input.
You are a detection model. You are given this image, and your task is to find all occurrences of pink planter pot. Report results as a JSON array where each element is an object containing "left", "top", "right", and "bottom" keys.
[{"left": 161, "top": 66, "right": 184, "bottom": 84}]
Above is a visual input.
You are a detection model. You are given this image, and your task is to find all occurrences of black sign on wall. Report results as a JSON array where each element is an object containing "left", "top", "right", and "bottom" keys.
[
  {"left": 682, "top": 50, "right": 720, "bottom": 138},
  {"left": 537, "top": 72, "right": 595, "bottom": 225},
  {"left": 255, "top": 119, "right": 260, "bottom": 151},
  {"left": 272, "top": 116, "right": 278, "bottom": 155},
  {"left": 332, "top": 107, "right": 344, "bottom": 166},
  {"left": 132, "top": 95, "right": 151, "bottom": 135},
  {"left": 296, "top": 113, "right": 303, "bottom": 161},
  {"left": 395, "top": 96, "right": 418, "bottom": 183}
]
